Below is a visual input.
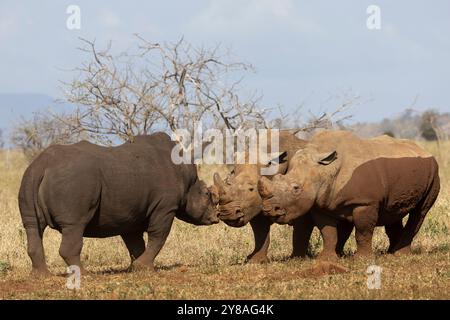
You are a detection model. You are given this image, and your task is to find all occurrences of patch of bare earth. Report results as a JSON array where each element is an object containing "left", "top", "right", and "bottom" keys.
[{"left": 1, "top": 251, "right": 449, "bottom": 299}]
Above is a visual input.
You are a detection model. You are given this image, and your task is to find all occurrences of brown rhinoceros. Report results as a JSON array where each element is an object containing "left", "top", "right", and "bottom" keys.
[
  {"left": 19, "top": 132, "right": 219, "bottom": 276},
  {"left": 258, "top": 130, "right": 440, "bottom": 261},
  {"left": 211, "top": 130, "right": 353, "bottom": 263}
]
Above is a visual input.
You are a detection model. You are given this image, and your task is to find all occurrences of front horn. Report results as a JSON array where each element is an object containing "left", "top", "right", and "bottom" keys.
[{"left": 257, "top": 176, "right": 273, "bottom": 199}]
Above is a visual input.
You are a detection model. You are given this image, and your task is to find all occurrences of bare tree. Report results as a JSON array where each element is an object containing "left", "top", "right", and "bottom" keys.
[
  {"left": 61, "top": 36, "right": 268, "bottom": 145},
  {"left": 10, "top": 112, "right": 82, "bottom": 161},
  {"left": 12, "top": 36, "right": 360, "bottom": 163},
  {"left": 267, "top": 89, "right": 362, "bottom": 136}
]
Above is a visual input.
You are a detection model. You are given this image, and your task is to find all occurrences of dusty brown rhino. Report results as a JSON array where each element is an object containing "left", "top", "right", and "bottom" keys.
[
  {"left": 258, "top": 130, "right": 440, "bottom": 260},
  {"left": 211, "top": 130, "right": 353, "bottom": 263},
  {"left": 18, "top": 132, "right": 219, "bottom": 276}
]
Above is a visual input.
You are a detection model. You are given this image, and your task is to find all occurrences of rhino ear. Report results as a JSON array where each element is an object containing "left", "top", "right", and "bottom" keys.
[
  {"left": 317, "top": 151, "right": 337, "bottom": 165},
  {"left": 267, "top": 151, "right": 288, "bottom": 166}
]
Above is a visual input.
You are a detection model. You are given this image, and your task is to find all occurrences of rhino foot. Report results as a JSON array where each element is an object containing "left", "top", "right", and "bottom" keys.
[
  {"left": 393, "top": 245, "right": 412, "bottom": 256},
  {"left": 246, "top": 254, "right": 269, "bottom": 264},
  {"left": 316, "top": 251, "right": 339, "bottom": 263},
  {"left": 290, "top": 250, "right": 312, "bottom": 259},
  {"left": 30, "top": 268, "right": 52, "bottom": 278},
  {"left": 130, "top": 261, "right": 156, "bottom": 272}
]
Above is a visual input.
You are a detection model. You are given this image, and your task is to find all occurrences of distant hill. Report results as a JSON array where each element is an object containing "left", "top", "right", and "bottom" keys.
[{"left": 348, "top": 109, "right": 450, "bottom": 140}]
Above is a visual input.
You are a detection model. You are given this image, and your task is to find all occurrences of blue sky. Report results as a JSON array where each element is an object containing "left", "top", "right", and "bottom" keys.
[{"left": 0, "top": 0, "right": 449, "bottom": 124}]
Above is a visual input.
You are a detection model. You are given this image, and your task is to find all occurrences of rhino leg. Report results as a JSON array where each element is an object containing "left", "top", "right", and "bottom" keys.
[
  {"left": 291, "top": 213, "right": 314, "bottom": 258},
  {"left": 385, "top": 221, "right": 403, "bottom": 253},
  {"left": 59, "top": 225, "right": 87, "bottom": 274},
  {"left": 246, "top": 214, "right": 271, "bottom": 264},
  {"left": 314, "top": 214, "right": 339, "bottom": 262},
  {"left": 353, "top": 206, "right": 378, "bottom": 258},
  {"left": 392, "top": 203, "right": 431, "bottom": 255},
  {"left": 121, "top": 232, "right": 146, "bottom": 265},
  {"left": 132, "top": 211, "right": 175, "bottom": 272},
  {"left": 393, "top": 175, "right": 439, "bottom": 255},
  {"left": 335, "top": 220, "right": 354, "bottom": 257},
  {"left": 26, "top": 226, "right": 51, "bottom": 277},
  {"left": 392, "top": 214, "right": 422, "bottom": 255}
]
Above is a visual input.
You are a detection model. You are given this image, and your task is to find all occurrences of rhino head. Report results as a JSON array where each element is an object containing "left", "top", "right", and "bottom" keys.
[
  {"left": 211, "top": 168, "right": 261, "bottom": 227},
  {"left": 209, "top": 131, "right": 309, "bottom": 228},
  {"left": 258, "top": 148, "right": 339, "bottom": 225},
  {"left": 179, "top": 179, "right": 220, "bottom": 226},
  {"left": 210, "top": 152, "right": 290, "bottom": 228}
]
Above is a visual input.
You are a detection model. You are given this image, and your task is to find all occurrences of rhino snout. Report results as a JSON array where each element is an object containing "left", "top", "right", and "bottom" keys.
[
  {"left": 203, "top": 206, "right": 220, "bottom": 225},
  {"left": 262, "top": 200, "right": 273, "bottom": 214},
  {"left": 262, "top": 199, "right": 286, "bottom": 217},
  {"left": 272, "top": 205, "right": 287, "bottom": 216},
  {"left": 218, "top": 205, "right": 244, "bottom": 221},
  {"left": 208, "top": 215, "right": 220, "bottom": 225}
]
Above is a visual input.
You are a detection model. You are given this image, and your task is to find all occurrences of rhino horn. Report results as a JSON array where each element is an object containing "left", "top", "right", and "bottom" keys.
[
  {"left": 258, "top": 176, "right": 273, "bottom": 199},
  {"left": 209, "top": 184, "right": 220, "bottom": 205},
  {"left": 213, "top": 172, "right": 225, "bottom": 190},
  {"left": 213, "top": 172, "right": 235, "bottom": 203}
]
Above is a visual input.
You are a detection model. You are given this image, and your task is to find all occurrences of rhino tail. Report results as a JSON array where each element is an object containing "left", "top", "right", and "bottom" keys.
[{"left": 18, "top": 162, "right": 53, "bottom": 232}]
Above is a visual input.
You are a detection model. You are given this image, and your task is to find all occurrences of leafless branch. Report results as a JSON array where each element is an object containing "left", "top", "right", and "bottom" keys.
[{"left": 61, "top": 36, "right": 267, "bottom": 144}]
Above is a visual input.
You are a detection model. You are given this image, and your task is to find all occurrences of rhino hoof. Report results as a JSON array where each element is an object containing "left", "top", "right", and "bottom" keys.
[
  {"left": 30, "top": 268, "right": 52, "bottom": 278},
  {"left": 130, "top": 261, "right": 155, "bottom": 272},
  {"left": 393, "top": 246, "right": 412, "bottom": 256},
  {"left": 246, "top": 255, "right": 269, "bottom": 264}
]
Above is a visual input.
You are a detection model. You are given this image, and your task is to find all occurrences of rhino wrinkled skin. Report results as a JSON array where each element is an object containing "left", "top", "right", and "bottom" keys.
[{"left": 258, "top": 130, "right": 440, "bottom": 261}]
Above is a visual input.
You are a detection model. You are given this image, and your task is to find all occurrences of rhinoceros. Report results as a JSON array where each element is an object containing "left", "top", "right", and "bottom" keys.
[
  {"left": 18, "top": 132, "right": 219, "bottom": 276},
  {"left": 258, "top": 130, "right": 440, "bottom": 261},
  {"left": 211, "top": 130, "right": 353, "bottom": 263}
]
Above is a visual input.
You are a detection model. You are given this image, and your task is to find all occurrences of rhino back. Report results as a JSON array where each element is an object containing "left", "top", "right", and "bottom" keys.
[
  {"left": 308, "top": 131, "right": 438, "bottom": 218},
  {"left": 307, "top": 130, "right": 431, "bottom": 192},
  {"left": 334, "top": 156, "right": 439, "bottom": 224}
]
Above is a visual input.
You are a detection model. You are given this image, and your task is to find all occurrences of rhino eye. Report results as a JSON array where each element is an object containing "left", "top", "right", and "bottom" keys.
[
  {"left": 249, "top": 187, "right": 255, "bottom": 192},
  {"left": 292, "top": 185, "right": 301, "bottom": 193}
]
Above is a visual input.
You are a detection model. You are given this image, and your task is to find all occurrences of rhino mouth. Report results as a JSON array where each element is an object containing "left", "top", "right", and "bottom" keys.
[
  {"left": 262, "top": 200, "right": 287, "bottom": 217},
  {"left": 218, "top": 201, "right": 243, "bottom": 216},
  {"left": 217, "top": 203, "right": 246, "bottom": 227},
  {"left": 218, "top": 208, "right": 244, "bottom": 220},
  {"left": 205, "top": 207, "right": 220, "bottom": 225},
  {"left": 223, "top": 218, "right": 246, "bottom": 228}
]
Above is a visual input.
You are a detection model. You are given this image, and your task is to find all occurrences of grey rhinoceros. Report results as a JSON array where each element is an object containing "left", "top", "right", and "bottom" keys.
[
  {"left": 258, "top": 130, "right": 440, "bottom": 261},
  {"left": 18, "top": 132, "right": 219, "bottom": 276},
  {"left": 210, "top": 130, "right": 353, "bottom": 263}
]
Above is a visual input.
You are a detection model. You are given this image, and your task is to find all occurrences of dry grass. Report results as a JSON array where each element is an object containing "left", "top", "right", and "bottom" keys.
[{"left": 0, "top": 141, "right": 449, "bottom": 299}]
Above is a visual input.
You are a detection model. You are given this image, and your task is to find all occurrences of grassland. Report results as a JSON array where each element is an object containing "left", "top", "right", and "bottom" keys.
[{"left": 0, "top": 141, "right": 449, "bottom": 299}]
